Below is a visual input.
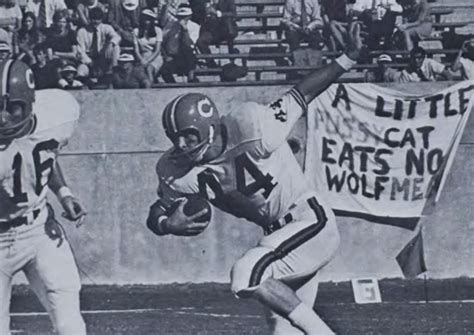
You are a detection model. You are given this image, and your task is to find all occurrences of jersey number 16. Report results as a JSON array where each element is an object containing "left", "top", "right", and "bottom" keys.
[{"left": 11, "top": 139, "right": 59, "bottom": 204}]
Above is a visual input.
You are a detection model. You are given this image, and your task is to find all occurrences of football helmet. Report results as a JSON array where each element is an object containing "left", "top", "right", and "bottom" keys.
[
  {"left": 162, "top": 93, "right": 221, "bottom": 163},
  {"left": 0, "top": 60, "right": 35, "bottom": 141}
]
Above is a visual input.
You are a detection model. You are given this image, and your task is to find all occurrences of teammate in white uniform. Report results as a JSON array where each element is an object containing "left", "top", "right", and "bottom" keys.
[
  {"left": 147, "top": 24, "right": 362, "bottom": 335},
  {"left": 0, "top": 60, "right": 87, "bottom": 335}
]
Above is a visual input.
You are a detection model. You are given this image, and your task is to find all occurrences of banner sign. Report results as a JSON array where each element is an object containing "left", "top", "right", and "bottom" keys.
[{"left": 305, "top": 81, "right": 474, "bottom": 229}]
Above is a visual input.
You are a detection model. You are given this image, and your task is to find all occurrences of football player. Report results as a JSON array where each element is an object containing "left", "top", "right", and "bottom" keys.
[
  {"left": 147, "top": 24, "right": 362, "bottom": 335},
  {"left": 0, "top": 60, "right": 87, "bottom": 335}
]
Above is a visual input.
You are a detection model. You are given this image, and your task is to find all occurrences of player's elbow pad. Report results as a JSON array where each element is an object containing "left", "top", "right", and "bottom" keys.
[{"left": 146, "top": 200, "right": 167, "bottom": 236}]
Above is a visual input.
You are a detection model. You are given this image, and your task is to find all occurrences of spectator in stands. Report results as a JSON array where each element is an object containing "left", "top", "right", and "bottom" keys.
[
  {"left": 31, "top": 43, "right": 60, "bottom": 88},
  {"left": 196, "top": 0, "right": 238, "bottom": 66},
  {"left": 364, "top": 53, "right": 402, "bottom": 82},
  {"left": 58, "top": 64, "right": 86, "bottom": 89},
  {"left": 320, "top": 0, "right": 349, "bottom": 51},
  {"left": 16, "top": 12, "right": 45, "bottom": 65},
  {"left": 189, "top": 0, "right": 206, "bottom": 25},
  {"left": 75, "top": 0, "right": 107, "bottom": 28},
  {"left": 156, "top": 0, "right": 180, "bottom": 28},
  {"left": 45, "top": 10, "right": 80, "bottom": 65},
  {"left": 281, "top": 0, "right": 324, "bottom": 52},
  {"left": 160, "top": 4, "right": 199, "bottom": 83},
  {"left": 107, "top": 0, "right": 146, "bottom": 47},
  {"left": 76, "top": 7, "right": 121, "bottom": 80},
  {"left": 0, "top": 40, "right": 11, "bottom": 60},
  {"left": 111, "top": 52, "right": 151, "bottom": 88},
  {"left": 395, "top": 0, "right": 432, "bottom": 51},
  {"left": 398, "top": 46, "right": 451, "bottom": 82},
  {"left": 25, "top": 0, "right": 68, "bottom": 30},
  {"left": 0, "top": 0, "right": 22, "bottom": 45},
  {"left": 451, "top": 38, "right": 474, "bottom": 80},
  {"left": 133, "top": 9, "right": 163, "bottom": 83},
  {"left": 350, "top": 0, "right": 401, "bottom": 50}
]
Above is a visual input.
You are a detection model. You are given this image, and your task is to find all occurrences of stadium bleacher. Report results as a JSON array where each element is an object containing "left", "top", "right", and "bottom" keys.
[
  {"left": 33, "top": 0, "right": 474, "bottom": 87},
  {"left": 182, "top": 0, "right": 474, "bottom": 85}
]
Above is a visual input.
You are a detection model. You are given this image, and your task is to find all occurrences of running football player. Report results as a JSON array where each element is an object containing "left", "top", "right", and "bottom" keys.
[
  {"left": 147, "top": 24, "right": 362, "bottom": 335},
  {"left": 0, "top": 60, "right": 87, "bottom": 335}
]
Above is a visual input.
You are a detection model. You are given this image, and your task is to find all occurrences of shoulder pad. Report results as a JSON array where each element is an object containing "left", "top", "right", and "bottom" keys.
[
  {"left": 34, "top": 89, "right": 80, "bottom": 133},
  {"left": 223, "top": 102, "right": 264, "bottom": 146}
]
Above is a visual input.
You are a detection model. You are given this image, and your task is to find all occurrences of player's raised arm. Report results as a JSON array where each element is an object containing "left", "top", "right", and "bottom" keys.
[
  {"left": 296, "top": 22, "right": 362, "bottom": 105},
  {"left": 256, "top": 23, "right": 362, "bottom": 155}
]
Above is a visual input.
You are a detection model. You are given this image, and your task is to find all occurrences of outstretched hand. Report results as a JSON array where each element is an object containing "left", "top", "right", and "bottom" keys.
[
  {"left": 346, "top": 22, "right": 363, "bottom": 61},
  {"left": 164, "top": 198, "right": 209, "bottom": 236}
]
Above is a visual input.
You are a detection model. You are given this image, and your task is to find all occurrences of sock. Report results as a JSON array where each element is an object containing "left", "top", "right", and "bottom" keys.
[{"left": 287, "top": 303, "right": 335, "bottom": 335}]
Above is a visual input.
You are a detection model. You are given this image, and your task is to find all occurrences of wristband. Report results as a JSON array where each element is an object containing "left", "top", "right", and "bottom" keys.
[
  {"left": 157, "top": 215, "right": 169, "bottom": 234},
  {"left": 56, "top": 186, "right": 74, "bottom": 201},
  {"left": 216, "top": 10, "right": 222, "bottom": 18},
  {"left": 335, "top": 54, "right": 357, "bottom": 71}
]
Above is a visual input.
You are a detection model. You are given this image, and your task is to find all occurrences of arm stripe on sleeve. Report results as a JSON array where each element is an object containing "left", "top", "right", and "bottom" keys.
[{"left": 288, "top": 88, "right": 308, "bottom": 114}]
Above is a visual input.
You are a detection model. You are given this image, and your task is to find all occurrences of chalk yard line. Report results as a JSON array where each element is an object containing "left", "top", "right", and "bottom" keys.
[
  {"left": 11, "top": 299, "right": 474, "bottom": 317},
  {"left": 11, "top": 306, "right": 261, "bottom": 319},
  {"left": 320, "top": 299, "right": 474, "bottom": 306}
]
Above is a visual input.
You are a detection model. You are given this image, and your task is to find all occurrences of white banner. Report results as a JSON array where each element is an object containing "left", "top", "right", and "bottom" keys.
[{"left": 305, "top": 81, "right": 474, "bottom": 229}]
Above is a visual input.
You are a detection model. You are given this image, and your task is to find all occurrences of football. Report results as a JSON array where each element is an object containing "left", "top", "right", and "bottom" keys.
[{"left": 167, "top": 194, "right": 212, "bottom": 223}]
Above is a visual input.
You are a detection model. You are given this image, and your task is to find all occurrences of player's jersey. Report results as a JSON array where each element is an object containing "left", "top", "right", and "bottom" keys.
[
  {"left": 0, "top": 89, "right": 80, "bottom": 222},
  {"left": 156, "top": 88, "right": 315, "bottom": 230}
]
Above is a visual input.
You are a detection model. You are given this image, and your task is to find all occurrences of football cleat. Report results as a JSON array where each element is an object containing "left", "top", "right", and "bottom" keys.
[
  {"left": 0, "top": 60, "right": 35, "bottom": 141},
  {"left": 162, "top": 93, "right": 221, "bottom": 163}
]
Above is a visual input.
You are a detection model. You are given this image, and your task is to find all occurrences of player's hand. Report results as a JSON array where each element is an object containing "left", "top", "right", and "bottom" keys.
[
  {"left": 61, "top": 196, "right": 87, "bottom": 227},
  {"left": 346, "top": 22, "right": 363, "bottom": 61},
  {"left": 164, "top": 198, "right": 209, "bottom": 236}
]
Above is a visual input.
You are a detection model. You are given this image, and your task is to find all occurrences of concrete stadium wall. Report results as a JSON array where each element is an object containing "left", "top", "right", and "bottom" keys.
[{"left": 28, "top": 83, "right": 473, "bottom": 285}]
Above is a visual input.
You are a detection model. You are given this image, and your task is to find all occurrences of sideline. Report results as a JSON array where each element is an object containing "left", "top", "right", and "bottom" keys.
[{"left": 10, "top": 299, "right": 474, "bottom": 317}]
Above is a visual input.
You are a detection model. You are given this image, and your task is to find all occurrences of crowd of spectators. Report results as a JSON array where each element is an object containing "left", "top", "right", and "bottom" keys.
[
  {"left": 282, "top": 0, "right": 473, "bottom": 83},
  {"left": 283, "top": 0, "right": 434, "bottom": 53},
  {"left": 0, "top": 0, "right": 241, "bottom": 88},
  {"left": 364, "top": 46, "right": 453, "bottom": 83},
  {"left": 0, "top": 0, "right": 470, "bottom": 88},
  {"left": 281, "top": 0, "right": 323, "bottom": 52}
]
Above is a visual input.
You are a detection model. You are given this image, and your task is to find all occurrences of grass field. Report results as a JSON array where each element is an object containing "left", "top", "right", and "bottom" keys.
[{"left": 9, "top": 278, "right": 474, "bottom": 334}]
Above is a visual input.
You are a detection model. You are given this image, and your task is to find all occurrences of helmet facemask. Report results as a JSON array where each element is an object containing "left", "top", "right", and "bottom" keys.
[
  {"left": 0, "top": 96, "right": 34, "bottom": 141},
  {"left": 169, "top": 125, "right": 216, "bottom": 164}
]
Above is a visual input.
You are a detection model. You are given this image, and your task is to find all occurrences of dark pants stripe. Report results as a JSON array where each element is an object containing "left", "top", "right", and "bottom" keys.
[{"left": 248, "top": 197, "right": 328, "bottom": 288}]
